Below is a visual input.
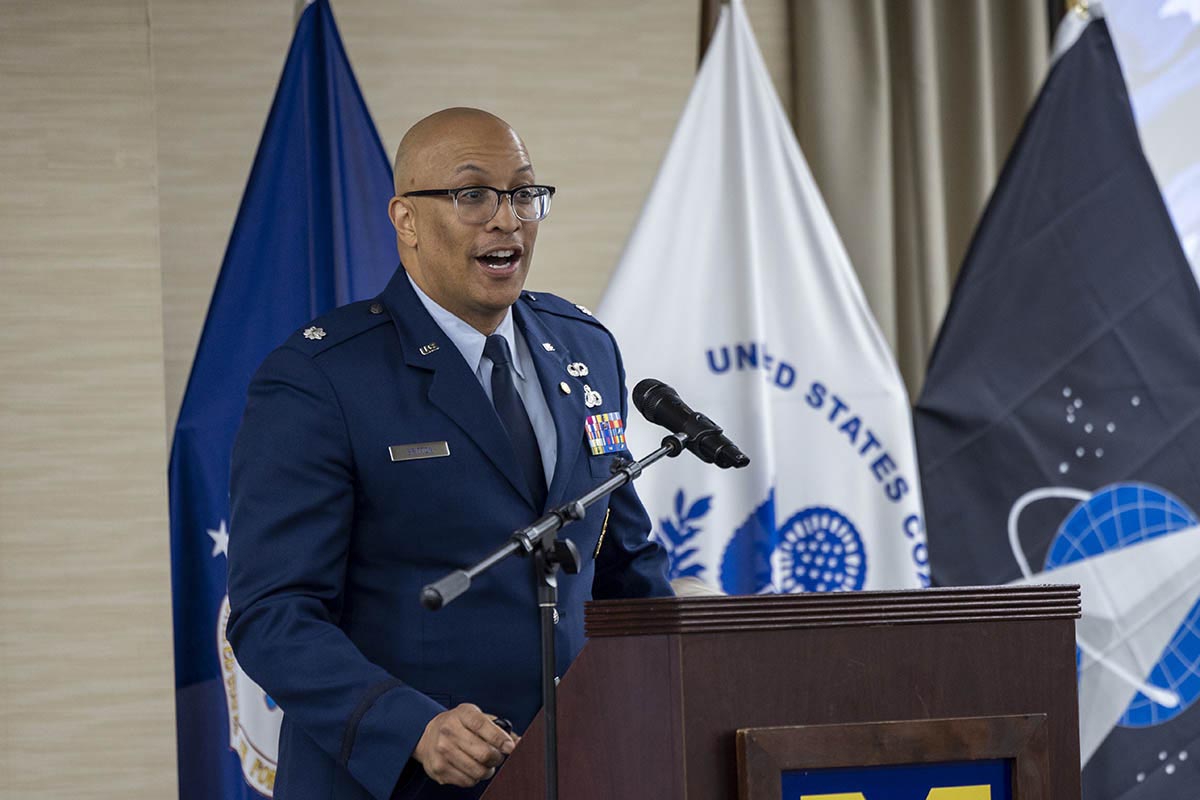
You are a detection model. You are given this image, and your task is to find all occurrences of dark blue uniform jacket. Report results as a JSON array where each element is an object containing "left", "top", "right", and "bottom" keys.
[{"left": 227, "top": 267, "right": 671, "bottom": 800}]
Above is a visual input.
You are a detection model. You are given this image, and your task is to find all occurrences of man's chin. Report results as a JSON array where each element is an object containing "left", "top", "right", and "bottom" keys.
[{"left": 468, "top": 284, "right": 526, "bottom": 322}]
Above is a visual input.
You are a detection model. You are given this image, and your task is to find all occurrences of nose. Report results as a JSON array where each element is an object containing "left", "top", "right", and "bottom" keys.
[{"left": 486, "top": 194, "right": 521, "bottom": 233}]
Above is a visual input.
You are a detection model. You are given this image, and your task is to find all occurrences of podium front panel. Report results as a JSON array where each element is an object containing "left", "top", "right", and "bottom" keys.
[
  {"left": 483, "top": 587, "right": 1081, "bottom": 800},
  {"left": 738, "top": 715, "right": 1049, "bottom": 799}
]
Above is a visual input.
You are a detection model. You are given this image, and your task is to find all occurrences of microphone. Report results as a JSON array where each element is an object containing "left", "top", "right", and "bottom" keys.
[{"left": 632, "top": 379, "right": 750, "bottom": 469}]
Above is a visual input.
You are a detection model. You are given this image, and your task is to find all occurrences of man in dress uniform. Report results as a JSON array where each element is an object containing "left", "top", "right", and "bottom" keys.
[{"left": 226, "top": 107, "right": 672, "bottom": 800}]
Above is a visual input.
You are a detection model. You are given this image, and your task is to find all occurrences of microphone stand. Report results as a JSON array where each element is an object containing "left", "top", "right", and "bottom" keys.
[{"left": 420, "top": 432, "right": 689, "bottom": 800}]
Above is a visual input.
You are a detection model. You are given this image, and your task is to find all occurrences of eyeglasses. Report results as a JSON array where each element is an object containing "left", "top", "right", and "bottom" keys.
[{"left": 402, "top": 185, "right": 556, "bottom": 224}]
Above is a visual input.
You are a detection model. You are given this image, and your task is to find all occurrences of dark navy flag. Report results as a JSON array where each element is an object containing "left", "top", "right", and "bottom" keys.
[
  {"left": 915, "top": 16, "right": 1200, "bottom": 799},
  {"left": 167, "top": 1, "right": 394, "bottom": 797}
]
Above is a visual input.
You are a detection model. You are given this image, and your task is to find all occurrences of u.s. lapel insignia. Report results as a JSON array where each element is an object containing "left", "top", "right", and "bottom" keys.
[
  {"left": 303, "top": 326, "right": 326, "bottom": 340},
  {"left": 418, "top": 342, "right": 439, "bottom": 356},
  {"left": 585, "top": 412, "right": 625, "bottom": 455},
  {"left": 583, "top": 384, "right": 603, "bottom": 409},
  {"left": 574, "top": 304, "right": 594, "bottom": 317},
  {"left": 566, "top": 362, "right": 589, "bottom": 378},
  {"left": 542, "top": 342, "right": 556, "bottom": 352}
]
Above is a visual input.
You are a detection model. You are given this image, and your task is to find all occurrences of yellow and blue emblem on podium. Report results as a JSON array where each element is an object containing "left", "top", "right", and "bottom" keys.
[{"left": 783, "top": 759, "right": 1009, "bottom": 799}]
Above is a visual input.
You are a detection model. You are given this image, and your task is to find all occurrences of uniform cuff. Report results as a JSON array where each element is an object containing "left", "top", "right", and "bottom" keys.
[{"left": 343, "top": 683, "right": 447, "bottom": 800}]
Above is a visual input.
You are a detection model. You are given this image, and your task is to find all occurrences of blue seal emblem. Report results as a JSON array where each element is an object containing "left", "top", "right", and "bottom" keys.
[
  {"left": 656, "top": 488, "right": 869, "bottom": 595},
  {"left": 774, "top": 506, "right": 866, "bottom": 592}
]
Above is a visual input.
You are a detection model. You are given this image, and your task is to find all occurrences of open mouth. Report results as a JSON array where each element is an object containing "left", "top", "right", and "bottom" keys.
[{"left": 476, "top": 247, "right": 522, "bottom": 272}]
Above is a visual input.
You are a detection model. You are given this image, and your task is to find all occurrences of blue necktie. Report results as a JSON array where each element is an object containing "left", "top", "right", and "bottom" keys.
[{"left": 484, "top": 334, "right": 547, "bottom": 510}]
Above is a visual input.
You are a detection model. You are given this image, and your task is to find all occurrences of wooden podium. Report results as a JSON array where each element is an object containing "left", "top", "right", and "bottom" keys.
[{"left": 482, "top": 585, "right": 1081, "bottom": 799}]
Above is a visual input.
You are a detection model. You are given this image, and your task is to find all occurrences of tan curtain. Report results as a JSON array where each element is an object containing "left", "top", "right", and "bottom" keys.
[{"left": 778, "top": 0, "right": 1049, "bottom": 394}]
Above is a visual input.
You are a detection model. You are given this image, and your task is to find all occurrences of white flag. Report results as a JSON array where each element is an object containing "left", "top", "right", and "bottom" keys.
[{"left": 598, "top": 0, "right": 927, "bottom": 594}]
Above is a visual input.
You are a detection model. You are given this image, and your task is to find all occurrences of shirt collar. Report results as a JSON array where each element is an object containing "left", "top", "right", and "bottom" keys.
[{"left": 406, "top": 273, "right": 525, "bottom": 379}]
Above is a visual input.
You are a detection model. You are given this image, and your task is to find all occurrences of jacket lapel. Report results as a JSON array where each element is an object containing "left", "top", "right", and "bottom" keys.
[
  {"left": 379, "top": 268, "right": 536, "bottom": 509},
  {"left": 514, "top": 300, "right": 587, "bottom": 508}
]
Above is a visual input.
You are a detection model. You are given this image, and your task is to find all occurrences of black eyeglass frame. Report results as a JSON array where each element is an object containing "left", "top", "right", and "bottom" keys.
[{"left": 401, "top": 184, "right": 557, "bottom": 222}]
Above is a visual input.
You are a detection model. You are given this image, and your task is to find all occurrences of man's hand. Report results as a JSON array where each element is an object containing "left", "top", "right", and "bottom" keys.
[{"left": 413, "top": 703, "right": 519, "bottom": 787}]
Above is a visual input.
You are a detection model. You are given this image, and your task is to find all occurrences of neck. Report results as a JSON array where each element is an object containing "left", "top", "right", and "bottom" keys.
[
  {"left": 403, "top": 267, "right": 507, "bottom": 336},
  {"left": 466, "top": 313, "right": 504, "bottom": 336}
]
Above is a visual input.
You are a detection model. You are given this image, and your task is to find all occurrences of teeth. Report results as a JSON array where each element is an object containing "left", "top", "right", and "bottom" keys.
[{"left": 490, "top": 250, "right": 515, "bottom": 258}]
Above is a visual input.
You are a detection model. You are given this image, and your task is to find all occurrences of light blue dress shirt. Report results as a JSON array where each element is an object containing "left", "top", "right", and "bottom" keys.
[{"left": 407, "top": 274, "right": 558, "bottom": 486}]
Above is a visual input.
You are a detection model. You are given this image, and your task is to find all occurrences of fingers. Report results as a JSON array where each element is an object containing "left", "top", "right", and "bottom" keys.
[
  {"left": 448, "top": 730, "right": 504, "bottom": 771},
  {"left": 465, "top": 709, "right": 518, "bottom": 754},
  {"left": 438, "top": 753, "right": 496, "bottom": 788},
  {"left": 414, "top": 704, "right": 518, "bottom": 787},
  {"left": 432, "top": 761, "right": 488, "bottom": 789}
]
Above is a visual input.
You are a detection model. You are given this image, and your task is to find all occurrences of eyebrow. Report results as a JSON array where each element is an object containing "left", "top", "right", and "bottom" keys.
[{"left": 453, "top": 163, "right": 535, "bottom": 176}]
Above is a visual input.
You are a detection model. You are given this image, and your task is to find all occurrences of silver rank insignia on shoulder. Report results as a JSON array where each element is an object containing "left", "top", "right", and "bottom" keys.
[
  {"left": 303, "top": 326, "right": 326, "bottom": 340},
  {"left": 574, "top": 304, "right": 593, "bottom": 317},
  {"left": 418, "top": 342, "right": 439, "bottom": 356},
  {"left": 566, "top": 362, "right": 589, "bottom": 378},
  {"left": 542, "top": 342, "right": 556, "bottom": 352},
  {"left": 583, "top": 384, "right": 603, "bottom": 408}
]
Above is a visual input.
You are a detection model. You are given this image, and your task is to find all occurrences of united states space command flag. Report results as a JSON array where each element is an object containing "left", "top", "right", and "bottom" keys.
[
  {"left": 167, "top": 2, "right": 394, "bottom": 796},
  {"left": 915, "top": 9, "right": 1200, "bottom": 798},
  {"left": 598, "top": 0, "right": 927, "bottom": 596}
]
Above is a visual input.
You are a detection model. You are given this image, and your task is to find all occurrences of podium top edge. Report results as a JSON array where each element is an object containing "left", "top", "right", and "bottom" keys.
[{"left": 584, "top": 584, "right": 1081, "bottom": 637}]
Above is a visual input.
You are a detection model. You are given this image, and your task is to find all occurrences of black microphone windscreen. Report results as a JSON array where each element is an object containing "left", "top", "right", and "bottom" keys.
[{"left": 632, "top": 378, "right": 663, "bottom": 409}]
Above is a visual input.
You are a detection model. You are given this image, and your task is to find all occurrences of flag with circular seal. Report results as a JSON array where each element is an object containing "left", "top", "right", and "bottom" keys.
[{"left": 598, "top": 0, "right": 928, "bottom": 597}]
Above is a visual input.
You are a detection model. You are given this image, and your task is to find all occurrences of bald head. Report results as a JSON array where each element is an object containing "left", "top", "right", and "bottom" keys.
[
  {"left": 393, "top": 107, "right": 527, "bottom": 194},
  {"left": 386, "top": 107, "right": 542, "bottom": 335}
]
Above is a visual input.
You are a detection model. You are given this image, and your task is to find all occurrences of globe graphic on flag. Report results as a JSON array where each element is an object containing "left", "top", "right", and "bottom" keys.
[{"left": 1043, "top": 483, "right": 1200, "bottom": 727}]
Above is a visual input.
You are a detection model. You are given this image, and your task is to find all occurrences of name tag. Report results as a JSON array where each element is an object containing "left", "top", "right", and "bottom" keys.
[{"left": 389, "top": 441, "right": 450, "bottom": 462}]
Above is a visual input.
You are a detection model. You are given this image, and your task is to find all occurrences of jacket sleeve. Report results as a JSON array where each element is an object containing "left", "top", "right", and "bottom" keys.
[
  {"left": 226, "top": 345, "right": 443, "bottom": 800},
  {"left": 591, "top": 339, "right": 674, "bottom": 600}
]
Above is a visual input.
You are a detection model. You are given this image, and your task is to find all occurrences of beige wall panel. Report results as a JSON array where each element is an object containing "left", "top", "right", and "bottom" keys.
[
  {"left": 151, "top": 0, "right": 295, "bottom": 436},
  {"left": 0, "top": 1, "right": 175, "bottom": 798},
  {"left": 156, "top": 0, "right": 701, "bottom": 432}
]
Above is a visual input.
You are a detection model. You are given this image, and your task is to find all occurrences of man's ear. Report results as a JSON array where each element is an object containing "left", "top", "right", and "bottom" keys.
[{"left": 388, "top": 196, "right": 418, "bottom": 248}]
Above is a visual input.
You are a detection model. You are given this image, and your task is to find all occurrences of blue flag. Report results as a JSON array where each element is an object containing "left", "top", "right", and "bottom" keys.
[
  {"left": 167, "top": 2, "right": 394, "bottom": 796},
  {"left": 915, "top": 16, "right": 1200, "bottom": 798}
]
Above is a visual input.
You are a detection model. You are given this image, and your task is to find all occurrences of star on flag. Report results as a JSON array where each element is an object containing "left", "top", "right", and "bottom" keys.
[{"left": 207, "top": 520, "right": 230, "bottom": 558}]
